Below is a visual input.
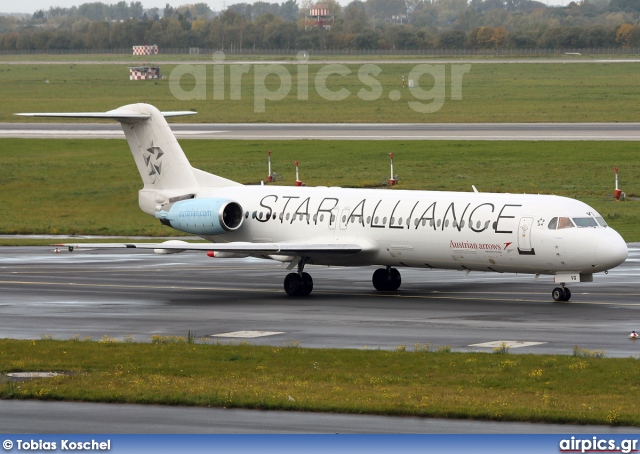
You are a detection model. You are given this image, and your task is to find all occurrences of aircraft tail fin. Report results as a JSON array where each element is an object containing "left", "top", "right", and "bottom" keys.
[{"left": 16, "top": 103, "right": 238, "bottom": 192}]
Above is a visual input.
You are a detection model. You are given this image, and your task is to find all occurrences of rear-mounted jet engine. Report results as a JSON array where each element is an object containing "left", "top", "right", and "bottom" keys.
[{"left": 156, "top": 198, "right": 244, "bottom": 235}]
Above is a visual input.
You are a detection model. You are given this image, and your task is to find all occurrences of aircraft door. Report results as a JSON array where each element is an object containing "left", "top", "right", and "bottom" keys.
[{"left": 518, "top": 217, "right": 534, "bottom": 252}]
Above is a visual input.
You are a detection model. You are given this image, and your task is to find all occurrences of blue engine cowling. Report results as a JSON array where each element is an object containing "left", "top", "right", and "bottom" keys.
[{"left": 155, "top": 198, "right": 244, "bottom": 235}]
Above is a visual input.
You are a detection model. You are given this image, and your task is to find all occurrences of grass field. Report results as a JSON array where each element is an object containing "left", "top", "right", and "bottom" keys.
[
  {"left": 1, "top": 138, "right": 638, "bottom": 240},
  {"left": 0, "top": 338, "right": 637, "bottom": 426},
  {"left": 1, "top": 62, "right": 640, "bottom": 123}
]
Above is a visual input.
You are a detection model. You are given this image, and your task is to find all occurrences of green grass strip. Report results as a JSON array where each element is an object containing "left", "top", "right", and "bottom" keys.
[
  {"left": 2, "top": 62, "right": 640, "bottom": 123},
  {"left": 1, "top": 138, "right": 638, "bottom": 240},
  {"left": 1, "top": 338, "right": 638, "bottom": 426}
]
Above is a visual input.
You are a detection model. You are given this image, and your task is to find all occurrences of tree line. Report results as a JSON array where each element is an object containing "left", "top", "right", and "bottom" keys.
[{"left": 1, "top": 0, "right": 640, "bottom": 51}]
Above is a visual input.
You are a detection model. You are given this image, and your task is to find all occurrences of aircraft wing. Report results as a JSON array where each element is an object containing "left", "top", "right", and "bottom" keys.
[{"left": 55, "top": 241, "right": 363, "bottom": 256}]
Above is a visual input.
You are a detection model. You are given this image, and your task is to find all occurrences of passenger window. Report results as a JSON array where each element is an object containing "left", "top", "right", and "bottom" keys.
[
  {"left": 548, "top": 217, "right": 558, "bottom": 230},
  {"left": 557, "top": 217, "right": 575, "bottom": 229},
  {"left": 573, "top": 217, "right": 598, "bottom": 227}
]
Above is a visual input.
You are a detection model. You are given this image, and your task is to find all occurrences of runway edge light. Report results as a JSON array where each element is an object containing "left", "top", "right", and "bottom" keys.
[
  {"left": 614, "top": 167, "right": 624, "bottom": 201},
  {"left": 295, "top": 160, "right": 303, "bottom": 186},
  {"left": 389, "top": 153, "right": 397, "bottom": 186}
]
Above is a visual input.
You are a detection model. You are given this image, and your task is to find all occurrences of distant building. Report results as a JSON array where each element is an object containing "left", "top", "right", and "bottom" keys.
[{"left": 305, "top": 4, "right": 334, "bottom": 30}]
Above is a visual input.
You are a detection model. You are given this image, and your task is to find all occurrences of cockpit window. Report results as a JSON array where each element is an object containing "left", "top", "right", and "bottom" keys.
[
  {"left": 573, "top": 217, "right": 598, "bottom": 228},
  {"left": 549, "top": 216, "right": 599, "bottom": 229},
  {"left": 557, "top": 217, "right": 575, "bottom": 229}
]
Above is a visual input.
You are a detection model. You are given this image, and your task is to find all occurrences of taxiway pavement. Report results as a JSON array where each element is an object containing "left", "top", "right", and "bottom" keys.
[
  {"left": 3, "top": 400, "right": 638, "bottom": 434},
  {"left": 2, "top": 122, "right": 640, "bottom": 140}
]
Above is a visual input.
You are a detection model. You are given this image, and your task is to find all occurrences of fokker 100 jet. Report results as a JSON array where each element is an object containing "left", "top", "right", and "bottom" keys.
[{"left": 18, "top": 103, "right": 628, "bottom": 301}]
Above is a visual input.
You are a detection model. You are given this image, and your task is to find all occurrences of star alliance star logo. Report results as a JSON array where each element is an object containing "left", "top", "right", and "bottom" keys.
[{"left": 144, "top": 141, "right": 164, "bottom": 182}]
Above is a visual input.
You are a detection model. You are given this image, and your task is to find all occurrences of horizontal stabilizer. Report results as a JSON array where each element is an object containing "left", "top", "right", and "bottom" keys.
[{"left": 16, "top": 108, "right": 196, "bottom": 122}]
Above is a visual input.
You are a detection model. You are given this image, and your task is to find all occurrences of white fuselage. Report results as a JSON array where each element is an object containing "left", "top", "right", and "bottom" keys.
[{"left": 185, "top": 185, "right": 627, "bottom": 276}]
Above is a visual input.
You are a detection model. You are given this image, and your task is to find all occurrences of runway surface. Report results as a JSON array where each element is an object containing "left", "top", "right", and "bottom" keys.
[
  {"left": 1, "top": 245, "right": 639, "bottom": 433},
  {"left": 1, "top": 245, "right": 639, "bottom": 354},
  {"left": 2, "top": 122, "right": 640, "bottom": 140}
]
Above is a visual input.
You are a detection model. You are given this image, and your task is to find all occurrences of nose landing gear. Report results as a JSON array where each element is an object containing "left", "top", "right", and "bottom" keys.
[{"left": 552, "top": 285, "right": 571, "bottom": 302}]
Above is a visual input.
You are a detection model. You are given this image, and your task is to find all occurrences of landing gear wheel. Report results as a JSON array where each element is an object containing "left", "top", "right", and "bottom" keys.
[
  {"left": 284, "top": 273, "right": 303, "bottom": 296},
  {"left": 284, "top": 272, "right": 313, "bottom": 296},
  {"left": 372, "top": 268, "right": 388, "bottom": 291},
  {"left": 552, "top": 287, "right": 564, "bottom": 302},
  {"left": 300, "top": 272, "right": 313, "bottom": 296},
  {"left": 552, "top": 287, "right": 571, "bottom": 302},
  {"left": 372, "top": 267, "right": 402, "bottom": 291},
  {"left": 388, "top": 268, "right": 401, "bottom": 291}
]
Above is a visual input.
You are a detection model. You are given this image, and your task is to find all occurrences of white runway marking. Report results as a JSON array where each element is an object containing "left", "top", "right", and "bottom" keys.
[
  {"left": 469, "top": 341, "right": 547, "bottom": 348},
  {"left": 210, "top": 330, "right": 286, "bottom": 338},
  {"left": 7, "top": 372, "right": 61, "bottom": 378}
]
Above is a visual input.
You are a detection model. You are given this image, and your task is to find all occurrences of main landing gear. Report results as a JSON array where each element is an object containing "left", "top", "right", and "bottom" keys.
[
  {"left": 552, "top": 285, "right": 572, "bottom": 302},
  {"left": 284, "top": 258, "right": 313, "bottom": 297},
  {"left": 372, "top": 266, "right": 401, "bottom": 292},
  {"left": 283, "top": 262, "right": 403, "bottom": 297}
]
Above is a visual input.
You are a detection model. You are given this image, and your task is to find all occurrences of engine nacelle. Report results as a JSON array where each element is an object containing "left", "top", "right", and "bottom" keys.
[
  {"left": 154, "top": 239, "right": 189, "bottom": 254},
  {"left": 155, "top": 198, "right": 244, "bottom": 235}
]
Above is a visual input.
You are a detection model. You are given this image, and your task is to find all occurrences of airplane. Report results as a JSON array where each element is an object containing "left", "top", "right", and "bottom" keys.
[{"left": 17, "top": 103, "right": 628, "bottom": 301}]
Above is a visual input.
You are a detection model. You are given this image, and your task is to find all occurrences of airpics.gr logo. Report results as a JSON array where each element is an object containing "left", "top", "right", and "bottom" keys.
[
  {"left": 559, "top": 436, "right": 638, "bottom": 454},
  {"left": 169, "top": 51, "right": 471, "bottom": 114}
]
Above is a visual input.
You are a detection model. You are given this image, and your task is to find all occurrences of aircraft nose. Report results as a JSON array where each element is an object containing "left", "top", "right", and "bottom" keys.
[{"left": 596, "top": 235, "right": 628, "bottom": 270}]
